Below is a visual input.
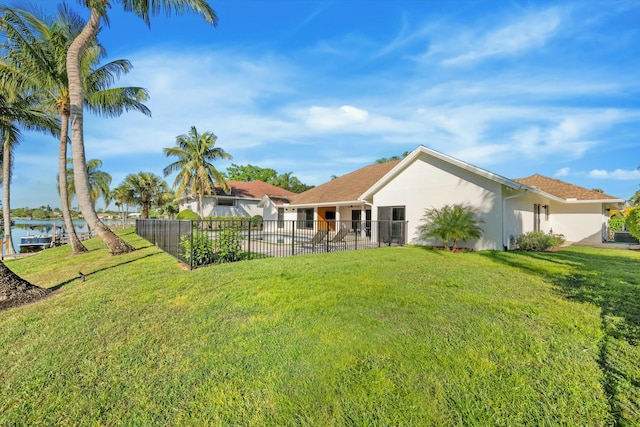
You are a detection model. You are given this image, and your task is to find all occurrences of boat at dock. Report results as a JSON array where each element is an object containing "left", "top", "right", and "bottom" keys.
[{"left": 19, "top": 234, "right": 54, "bottom": 252}]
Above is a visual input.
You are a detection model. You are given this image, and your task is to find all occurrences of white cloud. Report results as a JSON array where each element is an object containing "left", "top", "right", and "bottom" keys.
[
  {"left": 305, "top": 105, "right": 369, "bottom": 130},
  {"left": 555, "top": 167, "right": 570, "bottom": 177},
  {"left": 440, "top": 8, "right": 562, "bottom": 66},
  {"left": 587, "top": 168, "right": 640, "bottom": 180}
]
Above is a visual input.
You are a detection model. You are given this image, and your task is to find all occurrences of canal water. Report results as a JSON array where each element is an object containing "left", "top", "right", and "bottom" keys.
[{"left": 3, "top": 219, "right": 89, "bottom": 255}]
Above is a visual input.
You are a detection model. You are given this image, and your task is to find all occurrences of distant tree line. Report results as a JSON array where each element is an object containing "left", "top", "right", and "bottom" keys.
[{"left": 222, "top": 164, "right": 314, "bottom": 193}]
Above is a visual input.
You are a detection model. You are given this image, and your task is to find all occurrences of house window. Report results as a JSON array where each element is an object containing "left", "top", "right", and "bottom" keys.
[
  {"left": 352, "top": 209, "right": 371, "bottom": 236},
  {"left": 217, "top": 198, "right": 235, "bottom": 206},
  {"left": 297, "top": 208, "right": 314, "bottom": 229},
  {"left": 534, "top": 204, "right": 541, "bottom": 231},
  {"left": 378, "top": 206, "right": 406, "bottom": 244},
  {"left": 277, "top": 208, "right": 284, "bottom": 228}
]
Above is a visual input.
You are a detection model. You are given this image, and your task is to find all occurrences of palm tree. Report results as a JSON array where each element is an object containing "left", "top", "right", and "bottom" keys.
[
  {"left": 122, "top": 172, "right": 171, "bottom": 219},
  {"left": 66, "top": 0, "right": 217, "bottom": 255},
  {"left": 110, "top": 183, "right": 135, "bottom": 226},
  {"left": 163, "top": 126, "right": 232, "bottom": 218},
  {"left": 0, "top": 80, "right": 59, "bottom": 256},
  {"left": 0, "top": 79, "right": 57, "bottom": 298},
  {"left": 1, "top": 4, "right": 150, "bottom": 254},
  {"left": 418, "top": 204, "right": 484, "bottom": 251},
  {"left": 64, "top": 158, "right": 112, "bottom": 211}
]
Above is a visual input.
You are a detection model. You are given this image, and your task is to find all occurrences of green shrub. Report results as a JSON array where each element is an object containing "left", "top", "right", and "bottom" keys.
[
  {"left": 180, "top": 233, "right": 216, "bottom": 266},
  {"left": 176, "top": 209, "right": 200, "bottom": 220},
  {"left": 418, "top": 204, "right": 483, "bottom": 250},
  {"left": 214, "top": 228, "right": 242, "bottom": 263},
  {"left": 514, "top": 231, "right": 565, "bottom": 251},
  {"left": 626, "top": 208, "right": 640, "bottom": 240},
  {"left": 608, "top": 217, "right": 626, "bottom": 240},
  {"left": 180, "top": 229, "right": 244, "bottom": 266},
  {"left": 251, "top": 215, "right": 263, "bottom": 229},
  {"left": 203, "top": 216, "right": 252, "bottom": 229}
]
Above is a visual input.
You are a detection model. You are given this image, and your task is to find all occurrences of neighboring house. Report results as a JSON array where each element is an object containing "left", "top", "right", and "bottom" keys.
[
  {"left": 264, "top": 145, "right": 624, "bottom": 250},
  {"left": 178, "top": 180, "right": 296, "bottom": 219}
]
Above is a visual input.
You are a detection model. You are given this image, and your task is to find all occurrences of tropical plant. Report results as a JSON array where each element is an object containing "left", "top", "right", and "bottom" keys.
[
  {"left": 630, "top": 190, "right": 640, "bottom": 207},
  {"left": 122, "top": 172, "right": 171, "bottom": 219},
  {"left": 64, "top": 158, "right": 112, "bottom": 209},
  {"left": 161, "top": 200, "right": 180, "bottom": 219},
  {"left": 224, "top": 163, "right": 278, "bottom": 183},
  {"left": 65, "top": 0, "right": 216, "bottom": 255},
  {"left": 626, "top": 208, "right": 640, "bottom": 240},
  {"left": 0, "top": 72, "right": 58, "bottom": 256},
  {"left": 1, "top": 4, "right": 150, "bottom": 254},
  {"left": 418, "top": 204, "right": 483, "bottom": 251},
  {"left": 163, "top": 126, "right": 231, "bottom": 218},
  {"left": 110, "top": 183, "right": 134, "bottom": 226}
]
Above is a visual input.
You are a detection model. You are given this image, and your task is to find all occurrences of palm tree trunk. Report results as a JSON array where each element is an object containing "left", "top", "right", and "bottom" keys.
[
  {"left": 199, "top": 194, "right": 204, "bottom": 219},
  {"left": 67, "top": 8, "right": 134, "bottom": 255},
  {"left": 58, "top": 113, "right": 87, "bottom": 254},
  {"left": 0, "top": 261, "right": 49, "bottom": 311},
  {"left": 2, "top": 138, "right": 16, "bottom": 256}
]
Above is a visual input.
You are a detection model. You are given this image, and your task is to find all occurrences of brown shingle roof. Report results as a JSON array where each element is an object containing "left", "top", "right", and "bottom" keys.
[
  {"left": 513, "top": 174, "right": 620, "bottom": 201},
  {"left": 211, "top": 180, "right": 296, "bottom": 199},
  {"left": 289, "top": 160, "right": 401, "bottom": 205}
]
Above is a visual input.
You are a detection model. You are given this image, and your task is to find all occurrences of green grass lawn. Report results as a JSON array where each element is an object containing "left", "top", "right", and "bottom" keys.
[{"left": 1, "top": 228, "right": 638, "bottom": 426}]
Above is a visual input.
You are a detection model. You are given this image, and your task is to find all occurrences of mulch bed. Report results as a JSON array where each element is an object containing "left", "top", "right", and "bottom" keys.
[{"left": 0, "top": 263, "right": 50, "bottom": 312}]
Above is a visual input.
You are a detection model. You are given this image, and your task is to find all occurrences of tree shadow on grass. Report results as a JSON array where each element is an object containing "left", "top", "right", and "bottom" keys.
[
  {"left": 478, "top": 248, "right": 640, "bottom": 425},
  {"left": 49, "top": 251, "right": 162, "bottom": 292}
]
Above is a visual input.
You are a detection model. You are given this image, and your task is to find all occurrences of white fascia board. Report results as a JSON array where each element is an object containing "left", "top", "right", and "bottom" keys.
[
  {"left": 561, "top": 198, "right": 626, "bottom": 204},
  {"left": 360, "top": 145, "right": 527, "bottom": 200},
  {"left": 284, "top": 200, "right": 369, "bottom": 209}
]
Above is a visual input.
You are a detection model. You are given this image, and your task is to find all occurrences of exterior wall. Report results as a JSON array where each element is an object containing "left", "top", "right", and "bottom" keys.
[
  {"left": 505, "top": 194, "right": 607, "bottom": 245},
  {"left": 179, "top": 197, "right": 262, "bottom": 218},
  {"left": 547, "top": 202, "right": 606, "bottom": 243},
  {"left": 260, "top": 200, "right": 279, "bottom": 221},
  {"left": 370, "top": 154, "right": 504, "bottom": 250},
  {"left": 505, "top": 193, "right": 552, "bottom": 247}
]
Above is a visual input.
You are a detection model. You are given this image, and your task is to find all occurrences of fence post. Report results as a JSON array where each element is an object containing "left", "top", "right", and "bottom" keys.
[
  {"left": 291, "top": 220, "right": 296, "bottom": 256},
  {"left": 190, "top": 220, "right": 195, "bottom": 270},
  {"left": 247, "top": 220, "right": 251, "bottom": 260}
]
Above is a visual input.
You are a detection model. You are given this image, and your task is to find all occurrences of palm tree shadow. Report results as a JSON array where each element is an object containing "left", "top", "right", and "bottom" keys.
[
  {"left": 478, "top": 248, "right": 640, "bottom": 423},
  {"left": 49, "top": 251, "right": 161, "bottom": 291}
]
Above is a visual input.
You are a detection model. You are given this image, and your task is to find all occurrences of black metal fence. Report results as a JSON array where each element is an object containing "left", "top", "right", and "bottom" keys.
[{"left": 136, "top": 218, "right": 408, "bottom": 269}]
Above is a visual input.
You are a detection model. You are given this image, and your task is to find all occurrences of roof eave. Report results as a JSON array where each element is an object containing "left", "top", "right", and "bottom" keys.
[
  {"left": 284, "top": 200, "right": 369, "bottom": 208},
  {"left": 562, "top": 198, "right": 626, "bottom": 204}
]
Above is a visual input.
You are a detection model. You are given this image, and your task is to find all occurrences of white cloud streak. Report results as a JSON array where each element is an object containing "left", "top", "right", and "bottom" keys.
[
  {"left": 442, "top": 9, "right": 562, "bottom": 66},
  {"left": 587, "top": 169, "right": 640, "bottom": 180}
]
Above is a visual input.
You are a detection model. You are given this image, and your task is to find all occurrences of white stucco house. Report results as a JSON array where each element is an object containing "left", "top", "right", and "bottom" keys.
[
  {"left": 178, "top": 180, "right": 296, "bottom": 218},
  {"left": 258, "top": 146, "right": 624, "bottom": 251}
]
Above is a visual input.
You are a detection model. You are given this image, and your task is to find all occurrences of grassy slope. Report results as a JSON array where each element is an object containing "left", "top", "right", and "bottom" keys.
[{"left": 0, "top": 229, "right": 637, "bottom": 426}]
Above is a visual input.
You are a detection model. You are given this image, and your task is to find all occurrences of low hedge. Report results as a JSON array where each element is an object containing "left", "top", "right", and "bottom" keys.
[{"left": 514, "top": 231, "right": 565, "bottom": 252}]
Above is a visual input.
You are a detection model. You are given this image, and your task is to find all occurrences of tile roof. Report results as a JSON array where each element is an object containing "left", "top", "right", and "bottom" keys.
[
  {"left": 513, "top": 174, "right": 620, "bottom": 201},
  {"left": 211, "top": 180, "right": 296, "bottom": 199},
  {"left": 289, "top": 160, "right": 401, "bottom": 205}
]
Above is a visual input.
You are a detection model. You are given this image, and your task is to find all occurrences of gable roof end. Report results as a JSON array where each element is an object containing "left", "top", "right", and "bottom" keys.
[{"left": 361, "top": 145, "right": 527, "bottom": 200}]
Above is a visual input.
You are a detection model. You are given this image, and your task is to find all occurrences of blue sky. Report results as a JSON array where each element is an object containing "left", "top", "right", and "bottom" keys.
[{"left": 11, "top": 0, "right": 640, "bottom": 209}]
